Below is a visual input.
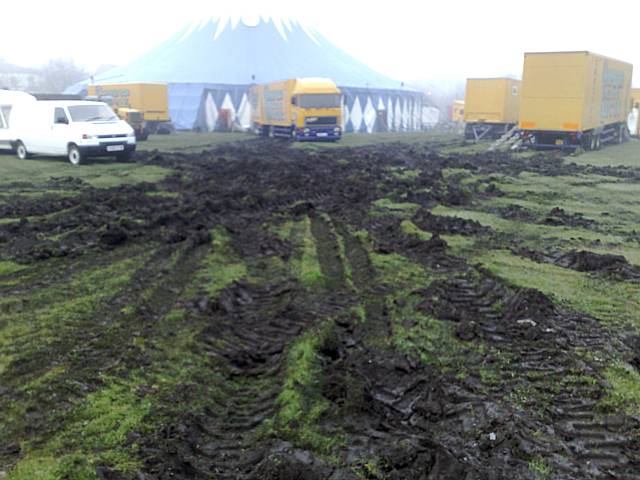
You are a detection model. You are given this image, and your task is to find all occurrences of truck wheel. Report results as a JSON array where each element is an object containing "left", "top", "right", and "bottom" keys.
[
  {"left": 68, "top": 144, "right": 82, "bottom": 165},
  {"left": 268, "top": 126, "right": 275, "bottom": 138},
  {"left": 15, "top": 141, "right": 29, "bottom": 160},
  {"left": 595, "top": 135, "right": 601, "bottom": 150},
  {"left": 589, "top": 135, "right": 596, "bottom": 151}
]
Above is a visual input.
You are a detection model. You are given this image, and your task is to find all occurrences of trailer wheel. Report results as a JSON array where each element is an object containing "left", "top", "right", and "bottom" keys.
[
  {"left": 588, "top": 135, "right": 596, "bottom": 151},
  {"left": 268, "top": 126, "right": 275, "bottom": 138},
  {"left": 618, "top": 125, "right": 626, "bottom": 144},
  {"left": 15, "top": 141, "right": 29, "bottom": 160},
  {"left": 594, "top": 135, "right": 601, "bottom": 150},
  {"left": 68, "top": 144, "right": 82, "bottom": 166}
]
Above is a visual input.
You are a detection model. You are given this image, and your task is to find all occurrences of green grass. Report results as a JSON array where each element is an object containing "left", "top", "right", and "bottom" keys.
[
  {"left": 528, "top": 458, "right": 553, "bottom": 479},
  {"left": 0, "top": 260, "right": 25, "bottom": 276},
  {"left": 274, "top": 217, "right": 325, "bottom": 289},
  {"left": 400, "top": 219, "right": 432, "bottom": 240},
  {"left": 270, "top": 322, "right": 337, "bottom": 454},
  {"left": 138, "top": 131, "right": 253, "bottom": 152},
  {"left": 475, "top": 249, "right": 640, "bottom": 328},
  {"left": 193, "top": 227, "right": 247, "bottom": 297},
  {"left": 433, "top": 205, "right": 624, "bottom": 246},
  {"left": 0, "top": 153, "right": 170, "bottom": 188},
  {"left": 569, "top": 140, "right": 640, "bottom": 167},
  {"left": 599, "top": 361, "right": 640, "bottom": 416},
  {"left": 7, "top": 379, "right": 151, "bottom": 479},
  {"left": 372, "top": 198, "right": 421, "bottom": 218}
]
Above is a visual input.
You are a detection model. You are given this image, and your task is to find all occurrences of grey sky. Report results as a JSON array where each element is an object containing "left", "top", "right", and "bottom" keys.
[{"left": 3, "top": 0, "right": 639, "bottom": 85}]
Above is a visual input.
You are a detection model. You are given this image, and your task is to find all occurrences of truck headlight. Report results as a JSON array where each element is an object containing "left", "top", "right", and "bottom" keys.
[{"left": 334, "top": 127, "right": 340, "bottom": 132}]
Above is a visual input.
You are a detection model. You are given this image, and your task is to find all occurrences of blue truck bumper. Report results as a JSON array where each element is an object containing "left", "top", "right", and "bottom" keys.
[{"left": 295, "top": 127, "right": 341, "bottom": 142}]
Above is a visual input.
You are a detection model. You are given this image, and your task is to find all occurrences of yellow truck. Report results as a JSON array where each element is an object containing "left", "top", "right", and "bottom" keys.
[
  {"left": 87, "top": 82, "right": 172, "bottom": 136},
  {"left": 451, "top": 100, "right": 465, "bottom": 122},
  {"left": 463, "top": 78, "right": 521, "bottom": 140},
  {"left": 519, "top": 51, "right": 633, "bottom": 150},
  {"left": 250, "top": 78, "right": 342, "bottom": 141}
]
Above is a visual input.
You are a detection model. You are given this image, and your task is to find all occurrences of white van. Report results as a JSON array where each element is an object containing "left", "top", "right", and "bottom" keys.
[
  {"left": 0, "top": 90, "right": 36, "bottom": 151},
  {"left": 10, "top": 99, "right": 136, "bottom": 165}
]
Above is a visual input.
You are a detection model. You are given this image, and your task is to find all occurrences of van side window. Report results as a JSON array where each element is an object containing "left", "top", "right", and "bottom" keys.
[
  {"left": 54, "top": 107, "right": 69, "bottom": 124},
  {"left": 0, "top": 106, "right": 11, "bottom": 129}
]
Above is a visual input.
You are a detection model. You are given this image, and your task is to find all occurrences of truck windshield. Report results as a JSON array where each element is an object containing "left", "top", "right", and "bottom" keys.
[
  {"left": 299, "top": 94, "right": 341, "bottom": 109},
  {"left": 68, "top": 104, "right": 118, "bottom": 122}
]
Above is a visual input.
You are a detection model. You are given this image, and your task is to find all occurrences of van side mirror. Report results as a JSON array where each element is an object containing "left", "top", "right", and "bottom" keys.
[{"left": 56, "top": 117, "right": 68, "bottom": 125}]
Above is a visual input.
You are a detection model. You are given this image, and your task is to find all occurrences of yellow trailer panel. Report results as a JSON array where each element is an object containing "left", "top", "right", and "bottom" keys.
[
  {"left": 464, "top": 78, "right": 520, "bottom": 124},
  {"left": 451, "top": 100, "right": 465, "bottom": 122},
  {"left": 632, "top": 88, "right": 640, "bottom": 109},
  {"left": 519, "top": 51, "right": 633, "bottom": 132},
  {"left": 87, "top": 83, "right": 170, "bottom": 122}
]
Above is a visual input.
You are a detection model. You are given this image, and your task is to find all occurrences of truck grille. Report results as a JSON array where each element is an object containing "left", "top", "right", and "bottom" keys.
[
  {"left": 97, "top": 134, "right": 127, "bottom": 139},
  {"left": 305, "top": 116, "right": 338, "bottom": 126}
]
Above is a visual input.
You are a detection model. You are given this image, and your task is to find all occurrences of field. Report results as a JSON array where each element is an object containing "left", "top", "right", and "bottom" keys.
[{"left": 2, "top": 133, "right": 640, "bottom": 479}]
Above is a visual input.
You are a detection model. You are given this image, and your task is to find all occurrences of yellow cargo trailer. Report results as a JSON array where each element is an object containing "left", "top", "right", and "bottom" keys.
[
  {"left": 630, "top": 88, "right": 640, "bottom": 137},
  {"left": 87, "top": 83, "right": 172, "bottom": 134},
  {"left": 451, "top": 100, "right": 465, "bottom": 122},
  {"left": 463, "top": 78, "right": 520, "bottom": 140},
  {"left": 519, "top": 51, "right": 633, "bottom": 150},
  {"left": 250, "top": 78, "right": 342, "bottom": 141}
]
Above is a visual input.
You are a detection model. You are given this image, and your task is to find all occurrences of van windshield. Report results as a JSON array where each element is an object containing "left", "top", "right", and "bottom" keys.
[
  {"left": 68, "top": 104, "right": 118, "bottom": 122},
  {"left": 299, "top": 94, "right": 341, "bottom": 108}
]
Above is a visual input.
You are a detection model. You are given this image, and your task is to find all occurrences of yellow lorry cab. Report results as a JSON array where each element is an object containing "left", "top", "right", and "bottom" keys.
[{"left": 250, "top": 78, "right": 342, "bottom": 141}]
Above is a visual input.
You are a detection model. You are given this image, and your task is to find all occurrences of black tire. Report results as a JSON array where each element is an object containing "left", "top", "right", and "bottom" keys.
[
  {"left": 15, "top": 141, "right": 28, "bottom": 160},
  {"left": 268, "top": 126, "right": 275, "bottom": 138},
  {"left": 589, "top": 134, "right": 597, "bottom": 151},
  {"left": 595, "top": 135, "right": 601, "bottom": 150},
  {"left": 68, "top": 144, "right": 82, "bottom": 165}
]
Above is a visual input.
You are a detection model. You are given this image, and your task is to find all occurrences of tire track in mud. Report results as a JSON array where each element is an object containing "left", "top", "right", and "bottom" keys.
[
  {"left": 429, "top": 275, "right": 640, "bottom": 479},
  {"left": 142, "top": 220, "right": 350, "bottom": 479},
  {"left": 0, "top": 242, "right": 208, "bottom": 470}
]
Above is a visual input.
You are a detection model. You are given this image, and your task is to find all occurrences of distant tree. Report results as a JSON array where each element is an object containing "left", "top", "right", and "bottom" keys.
[{"left": 38, "top": 58, "right": 87, "bottom": 93}]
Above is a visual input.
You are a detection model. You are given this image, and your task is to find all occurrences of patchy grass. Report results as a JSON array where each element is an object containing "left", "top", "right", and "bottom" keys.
[
  {"left": 400, "top": 219, "right": 432, "bottom": 240},
  {"left": 0, "top": 153, "right": 170, "bottom": 188},
  {"left": 569, "top": 141, "right": 640, "bottom": 167},
  {"left": 475, "top": 249, "right": 640, "bottom": 328},
  {"left": 271, "top": 322, "right": 337, "bottom": 454},
  {"left": 599, "top": 361, "right": 640, "bottom": 416},
  {"left": 0, "top": 260, "right": 25, "bottom": 276},
  {"left": 433, "top": 205, "right": 624, "bottom": 246},
  {"left": 528, "top": 457, "right": 553, "bottom": 479},
  {"left": 372, "top": 198, "right": 420, "bottom": 217},
  {"left": 138, "top": 132, "right": 253, "bottom": 152},
  {"left": 194, "top": 227, "right": 247, "bottom": 297}
]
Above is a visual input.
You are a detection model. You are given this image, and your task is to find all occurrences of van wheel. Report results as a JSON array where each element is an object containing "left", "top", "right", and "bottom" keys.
[
  {"left": 16, "top": 141, "right": 28, "bottom": 160},
  {"left": 68, "top": 144, "right": 82, "bottom": 165}
]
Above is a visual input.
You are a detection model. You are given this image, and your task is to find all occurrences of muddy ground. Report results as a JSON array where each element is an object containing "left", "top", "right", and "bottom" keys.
[{"left": 2, "top": 139, "right": 640, "bottom": 479}]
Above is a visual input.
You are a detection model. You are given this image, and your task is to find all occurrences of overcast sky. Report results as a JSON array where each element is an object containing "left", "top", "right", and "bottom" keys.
[{"left": 3, "top": 0, "right": 640, "bottom": 86}]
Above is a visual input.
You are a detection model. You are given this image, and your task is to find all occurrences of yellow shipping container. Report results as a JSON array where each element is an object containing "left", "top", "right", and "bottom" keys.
[
  {"left": 519, "top": 51, "right": 632, "bottom": 133},
  {"left": 451, "top": 100, "right": 465, "bottom": 122},
  {"left": 632, "top": 88, "right": 640, "bottom": 109},
  {"left": 464, "top": 78, "right": 521, "bottom": 124},
  {"left": 87, "top": 83, "right": 170, "bottom": 123},
  {"left": 250, "top": 78, "right": 342, "bottom": 141}
]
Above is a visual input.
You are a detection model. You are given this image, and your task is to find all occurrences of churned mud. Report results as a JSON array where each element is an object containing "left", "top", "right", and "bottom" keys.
[{"left": 2, "top": 139, "right": 640, "bottom": 479}]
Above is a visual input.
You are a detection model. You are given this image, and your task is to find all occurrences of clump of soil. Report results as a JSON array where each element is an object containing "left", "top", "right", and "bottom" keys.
[
  {"left": 413, "top": 209, "right": 490, "bottom": 236},
  {"left": 540, "top": 207, "right": 594, "bottom": 228}
]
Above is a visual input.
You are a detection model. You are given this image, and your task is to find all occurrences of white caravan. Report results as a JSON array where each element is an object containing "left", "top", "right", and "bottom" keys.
[{"left": 9, "top": 99, "right": 136, "bottom": 165}]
